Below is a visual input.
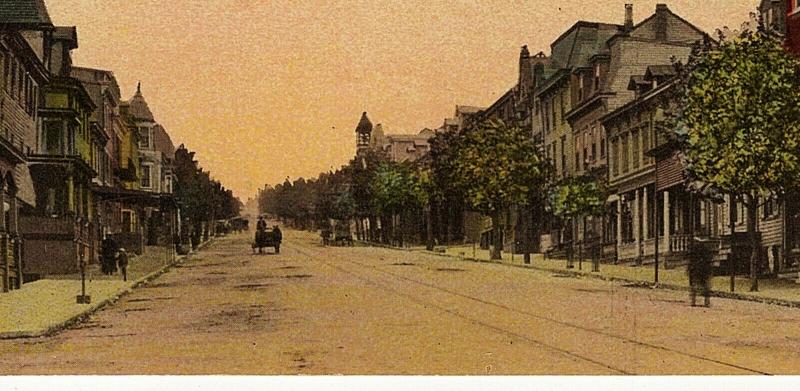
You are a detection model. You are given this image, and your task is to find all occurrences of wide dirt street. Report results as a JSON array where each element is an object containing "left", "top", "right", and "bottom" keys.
[{"left": 0, "top": 229, "right": 799, "bottom": 375}]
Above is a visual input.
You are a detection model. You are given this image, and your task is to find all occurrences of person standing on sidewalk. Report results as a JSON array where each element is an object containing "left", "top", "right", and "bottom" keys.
[
  {"left": 117, "top": 248, "right": 129, "bottom": 282},
  {"left": 687, "top": 238, "right": 713, "bottom": 307},
  {"left": 100, "top": 235, "right": 118, "bottom": 275}
]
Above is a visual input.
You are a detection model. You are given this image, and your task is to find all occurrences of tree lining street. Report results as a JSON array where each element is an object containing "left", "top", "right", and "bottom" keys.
[{"left": 0, "top": 230, "right": 798, "bottom": 375}]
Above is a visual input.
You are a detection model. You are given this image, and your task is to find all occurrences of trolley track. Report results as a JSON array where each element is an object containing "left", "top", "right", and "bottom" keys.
[{"left": 284, "top": 240, "right": 771, "bottom": 375}]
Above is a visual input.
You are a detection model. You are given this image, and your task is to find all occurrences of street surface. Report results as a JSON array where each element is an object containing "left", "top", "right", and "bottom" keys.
[{"left": 0, "top": 229, "right": 798, "bottom": 375}]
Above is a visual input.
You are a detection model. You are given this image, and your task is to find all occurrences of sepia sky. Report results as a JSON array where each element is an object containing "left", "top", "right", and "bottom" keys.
[{"left": 47, "top": 0, "right": 757, "bottom": 199}]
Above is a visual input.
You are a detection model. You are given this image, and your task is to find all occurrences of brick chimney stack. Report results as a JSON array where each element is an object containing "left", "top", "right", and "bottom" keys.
[
  {"left": 655, "top": 3, "right": 669, "bottom": 41},
  {"left": 624, "top": 4, "right": 634, "bottom": 33}
]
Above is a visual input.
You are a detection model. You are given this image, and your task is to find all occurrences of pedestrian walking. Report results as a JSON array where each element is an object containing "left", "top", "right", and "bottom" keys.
[
  {"left": 687, "top": 238, "right": 714, "bottom": 307},
  {"left": 117, "top": 248, "right": 129, "bottom": 282},
  {"left": 273, "top": 225, "right": 282, "bottom": 254}
]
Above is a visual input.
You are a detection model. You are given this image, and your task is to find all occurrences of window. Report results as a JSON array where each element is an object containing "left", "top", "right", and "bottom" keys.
[
  {"left": 10, "top": 59, "right": 16, "bottom": 97},
  {"left": 578, "top": 75, "right": 585, "bottom": 102},
  {"left": 560, "top": 90, "right": 566, "bottom": 122},
  {"left": 642, "top": 125, "right": 651, "bottom": 164},
  {"left": 141, "top": 164, "right": 152, "bottom": 188},
  {"left": 600, "top": 136, "right": 606, "bottom": 159},
  {"left": 551, "top": 96, "right": 557, "bottom": 126},
  {"left": 16, "top": 63, "right": 23, "bottom": 101},
  {"left": 139, "top": 127, "right": 151, "bottom": 149},
  {"left": 594, "top": 64, "right": 601, "bottom": 91},
  {"left": 1, "top": 52, "right": 5, "bottom": 90},
  {"left": 764, "top": 196, "right": 777, "bottom": 219},
  {"left": 552, "top": 140, "right": 558, "bottom": 174},
  {"left": 46, "top": 188, "right": 57, "bottom": 216},
  {"left": 611, "top": 138, "right": 619, "bottom": 176},
  {"left": 632, "top": 130, "right": 640, "bottom": 170},
  {"left": 44, "top": 121, "right": 63, "bottom": 155},
  {"left": 122, "top": 210, "right": 136, "bottom": 233},
  {"left": 559, "top": 136, "right": 566, "bottom": 176},
  {"left": 621, "top": 134, "right": 629, "bottom": 173}
]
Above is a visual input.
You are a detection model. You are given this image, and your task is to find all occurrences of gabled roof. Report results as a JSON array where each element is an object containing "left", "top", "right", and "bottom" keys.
[
  {"left": 550, "top": 21, "right": 623, "bottom": 69},
  {"left": 644, "top": 65, "right": 676, "bottom": 80},
  {"left": 0, "top": 0, "right": 52, "bottom": 28},
  {"left": 126, "top": 82, "right": 155, "bottom": 122},
  {"left": 627, "top": 75, "right": 648, "bottom": 91}
]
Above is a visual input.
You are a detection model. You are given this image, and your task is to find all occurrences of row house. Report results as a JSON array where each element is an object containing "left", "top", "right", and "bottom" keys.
[
  {"left": 21, "top": 26, "right": 102, "bottom": 277},
  {"left": 600, "top": 2, "right": 799, "bottom": 273},
  {"left": 122, "top": 84, "right": 177, "bottom": 248},
  {"left": 532, "top": 20, "right": 622, "bottom": 258},
  {"left": 552, "top": 4, "right": 704, "bottom": 260},
  {"left": 605, "top": 70, "right": 796, "bottom": 273},
  {"left": 0, "top": 0, "right": 183, "bottom": 285},
  {"left": 0, "top": 1, "right": 51, "bottom": 290},
  {"left": 458, "top": 46, "right": 548, "bottom": 253},
  {"left": 781, "top": 0, "right": 800, "bottom": 271}
]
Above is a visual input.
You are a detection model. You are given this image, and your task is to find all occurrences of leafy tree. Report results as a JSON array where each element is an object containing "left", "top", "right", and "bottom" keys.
[
  {"left": 371, "top": 162, "right": 427, "bottom": 247},
  {"left": 452, "top": 119, "right": 549, "bottom": 260},
  {"left": 427, "top": 129, "right": 467, "bottom": 243},
  {"left": 549, "top": 173, "right": 607, "bottom": 267},
  {"left": 673, "top": 23, "right": 800, "bottom": 291}
]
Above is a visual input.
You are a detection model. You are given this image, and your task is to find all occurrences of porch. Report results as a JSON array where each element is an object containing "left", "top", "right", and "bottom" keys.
[{"left": 20, "top": 216, "right": 94, "bottom": 278}]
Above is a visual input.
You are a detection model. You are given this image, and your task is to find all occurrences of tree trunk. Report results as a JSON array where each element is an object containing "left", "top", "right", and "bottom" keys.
[
  {"left": 425, "top": 205, "right": 434, "bottom": 251},
  {"left": 491, "top": 210, "right": 503, "bottom": 260},
  {"left": 523, "top": 205, "right": 531, "bottom": 264},
  {"left": 398, "top": 212, "right": 405, "bottom": 248},
  {"left": 369, "top": 215, "right": 378, "bottom": 242},
  {"left": 729, "top": 194, "right": 736, "bottom": 292},
  {"left": 354, "top": 218, "right": 362, "bottom": 241},
  {"left": 445, "top": 204, "right": 453, "bottom": 244},
  {"left": 747, "top": 194, "right": 759, "bottom": 292},
  {"left": 381, "top": 214, "right": 390, "bottom": 244}
]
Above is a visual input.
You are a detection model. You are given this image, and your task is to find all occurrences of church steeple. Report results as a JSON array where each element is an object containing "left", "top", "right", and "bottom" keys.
[{"left": 355, "top": 112, "right": 373, "bottom": 155}]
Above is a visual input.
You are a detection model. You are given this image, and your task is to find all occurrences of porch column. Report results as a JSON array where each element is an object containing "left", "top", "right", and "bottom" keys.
[
  {"left": 0, "top": 187, "right": 7, "bottom": 292},
  {"left": 9, "top": 192, "right": 21, "bottom": 288},
  {"left": 616, "top": 198, "right": 623, "bottom": 251},
  {"left": 634, "top": 189, "right": 641, "bottom": 260},
  {"left": 67, "top": 173, "right": 75, "bottom": 214},
  {"left": 642, "top": 187, "right": 649, "bottom": 241},
  {"left": 663, "top": 190, "right": 671, "bottom": 254}
]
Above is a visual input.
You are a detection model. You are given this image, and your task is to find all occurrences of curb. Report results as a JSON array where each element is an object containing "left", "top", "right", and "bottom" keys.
[
  {"left": 360, "top": 241, "right": 800, "bottom": 310},
  {"left": 0, "top": 239, "right": 217, "bottom": 340}
]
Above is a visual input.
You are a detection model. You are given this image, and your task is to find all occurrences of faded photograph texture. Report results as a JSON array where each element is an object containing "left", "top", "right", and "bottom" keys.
[{"left": 0, "top": 0, "right": 799, "bottom": 378}]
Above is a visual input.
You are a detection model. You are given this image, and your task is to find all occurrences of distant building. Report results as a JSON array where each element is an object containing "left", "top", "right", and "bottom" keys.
[
  {"left": 760, "top": 0, "right": 787, "bottom": 35},
  {"left": 122, "top": 84, "right": 177, "bottom": 246},
  {"left": 354, "top": 113, "right": 432, "bottom": 163},
  {"left": 355, "top": 112, "right": 373, "bottom": 157}
]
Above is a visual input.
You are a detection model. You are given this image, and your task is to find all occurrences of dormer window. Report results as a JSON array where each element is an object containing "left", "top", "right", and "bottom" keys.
[
  {"left": 594, "top": 64, "right": 601, "bottom": 91},
  {"left": 578, "top": 75, "right": 585, "bottom": 102}
]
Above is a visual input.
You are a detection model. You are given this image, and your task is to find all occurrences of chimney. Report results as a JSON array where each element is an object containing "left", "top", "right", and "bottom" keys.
[
  {"left": 519, "top": 45, "right": 532, "bottom": 86},
  {"left": 624, "top": 4, "right": 634, "bottom": 33},
  {"left": 655, "top": 4, "right": 668, "bottom": 41}
]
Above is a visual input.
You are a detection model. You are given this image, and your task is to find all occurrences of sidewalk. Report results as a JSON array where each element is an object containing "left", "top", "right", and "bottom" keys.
[
  {"left": 366, "top": 241, "right": 800, "bottom": 308},
  {"left": 0, "top": 240, "right": 212, "bottom": 339}
]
